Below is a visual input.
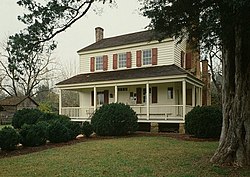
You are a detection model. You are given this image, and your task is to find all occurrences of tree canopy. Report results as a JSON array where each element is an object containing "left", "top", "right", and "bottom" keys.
[
  {"left": 1, "top": 0, "right": 113, "bottom": 96},
  {"left": 141, "top": 0, "right": 250, "bottom": 166}
]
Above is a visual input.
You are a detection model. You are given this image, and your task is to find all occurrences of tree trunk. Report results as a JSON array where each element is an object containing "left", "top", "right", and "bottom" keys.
[{"left": 210, "top": 22, "right": 250, "bottom": 166}]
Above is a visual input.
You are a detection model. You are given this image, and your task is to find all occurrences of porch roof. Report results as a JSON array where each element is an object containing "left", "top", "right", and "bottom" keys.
[{"left": 56, "top": 64, "right": 200, "bottom": 86}]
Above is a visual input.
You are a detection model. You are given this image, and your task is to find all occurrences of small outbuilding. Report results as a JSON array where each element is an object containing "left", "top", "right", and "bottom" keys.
[{"left": 0, "top": 96, "right": 39, "bottom": 124}]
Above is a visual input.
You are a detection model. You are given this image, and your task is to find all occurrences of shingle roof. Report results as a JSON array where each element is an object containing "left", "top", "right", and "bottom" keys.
[
  {"left": 0, "top": 96, "right": 38, "bottom": 106},
  {"left": 56, "top": 65, "right": 196, "bottom": 86},
  {"left": 77, "top": 30, "right": 166, "bottom": 53}
]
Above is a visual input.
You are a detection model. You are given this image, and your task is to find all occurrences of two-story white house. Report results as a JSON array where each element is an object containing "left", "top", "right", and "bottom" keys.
[{"left": 56, "top": 27, "right": 210, "bottom": 133}]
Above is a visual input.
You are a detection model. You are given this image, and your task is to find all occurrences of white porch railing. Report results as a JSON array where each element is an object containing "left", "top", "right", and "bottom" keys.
[
  {"left": 61, "top": 105, "right": 194, "bottom": 123},
  {"left": 61, "top": 107, "right": 94, "bottom": 119}
]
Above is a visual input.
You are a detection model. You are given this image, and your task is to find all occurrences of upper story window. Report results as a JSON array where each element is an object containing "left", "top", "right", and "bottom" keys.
[
  {"left": 95, "top": 56, "right": 103, "bottom": 70},
  {"left": 118, "top": 53, "right": 126, "bottom": 68},
  {"left": 142, "top": 49, "right": 152, "bottom": 65}
]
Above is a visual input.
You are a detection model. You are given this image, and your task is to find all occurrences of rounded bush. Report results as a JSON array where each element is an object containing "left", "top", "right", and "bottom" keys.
[
  {"left": 12, "top": 108, "right": 44, "bottom": 129},
  {"left": 185, "top": 106, "right": 222, "bottom": 138},
  {"left": 0, "top": 127, "right": 20, "bottom": 151},
  {"left": 19, "top": 121, "right": 49, "bottom": 147},
  {"left": 82, "top": 121, "right": 93, "bottom": 137},
  {"left": 38, "top": 112, "right": 61, "bottom": 123},
  {"left": 63, "top": 121, "right": 82, "bottom": 139},
  {"left": 47, "top": 120, "right": 71, "bottom": 143},
  {"left": 91, "top": 103, "right": 138, "bottom": 136}
]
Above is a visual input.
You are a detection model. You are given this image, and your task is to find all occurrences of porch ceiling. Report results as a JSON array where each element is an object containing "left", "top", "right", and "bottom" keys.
[{"left": 57, "top": 64, "right": 202, "bottom": 88}]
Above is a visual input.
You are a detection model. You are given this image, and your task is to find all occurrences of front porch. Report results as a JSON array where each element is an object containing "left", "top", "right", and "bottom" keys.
[
  {"left": 58, "top": 78, "right": 203, "bottom": 124},
  {"left": 61, "top": 105, "right": 194, "bottom": 123}
]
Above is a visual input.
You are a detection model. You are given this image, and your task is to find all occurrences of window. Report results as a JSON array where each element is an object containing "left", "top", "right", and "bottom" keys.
[
  {"left": 118, "top": 53, "right": 126, "bottom": 68},
  {"left": 168, "top": 87, "right": 174, "bottom": 99},
  {"left": 95, "top": 56, "right": 103, "bottom": 70},
  {"left": 97, "top": 92, "right": 104, "bottom": 105},
  {"left": 143, "top": 49, "right": 152, "bottom": 65},
  {"left": 181, "top": 51, "right": 185, "bottom": 67}
]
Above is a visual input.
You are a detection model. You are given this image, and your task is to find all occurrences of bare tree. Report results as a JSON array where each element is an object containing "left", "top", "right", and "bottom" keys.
[
  {"left": 202, "top": 41, "right": 223, "bottom": 105},
  {"left": 0, "top": 42, "right": 57, "bottom": 97}
]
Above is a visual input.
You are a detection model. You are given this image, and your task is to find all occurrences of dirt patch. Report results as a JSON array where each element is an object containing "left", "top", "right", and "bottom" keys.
[{"left": 0, "top": 132, "right": 218, "bottom": 159}]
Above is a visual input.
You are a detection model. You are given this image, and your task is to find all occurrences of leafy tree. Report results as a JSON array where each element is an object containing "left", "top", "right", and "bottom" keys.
[
  {"left": 35, "top": 85, "right": 59, "bottom": 113},
  {"left": 1, "top": 0, "right": 112, "bottom": 97},
  {"left": 141, "top": 0, "right": 250, "bottom": 166}
]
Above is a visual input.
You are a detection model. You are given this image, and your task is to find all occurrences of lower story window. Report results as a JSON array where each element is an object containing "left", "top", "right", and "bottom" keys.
[
  {"left": 168, "top": 87, "right": 174, "bottom": 99},
  {"left": 97, "top": 92, "right": 104, "bottom": 105}
]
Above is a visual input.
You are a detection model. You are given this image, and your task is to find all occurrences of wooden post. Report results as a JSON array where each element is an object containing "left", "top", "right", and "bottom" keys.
[
  {"left": 115, "top": 85, "right": 118, "bottom": 103},
  {"left": 146, "top": 83, "right": 150, "bottom": 120},
  {"left": 182, "top": 80, "right": 186, "bottom": 119},
  {"left": 94, "top": 86, "right": 97, "bottom": 110}
]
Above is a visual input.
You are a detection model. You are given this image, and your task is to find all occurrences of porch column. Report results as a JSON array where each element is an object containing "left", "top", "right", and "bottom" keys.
[
  {"left": 94, "top": 86, "right": 97, "bottom": 110},
  {"left": 146, "top": 82, "right": 150, "bottom": 120},
  {"left": 115, "top": 85, "right": 118, "bottom": 103},
  {"left": 59, "top": 89, "right": 62, "bottom": 115},
  {"left": 192, "top": 86, "right": 196, "bottom": 107},
  {"left": 182, "top": 80, "right": 186, "bottom": 119}
]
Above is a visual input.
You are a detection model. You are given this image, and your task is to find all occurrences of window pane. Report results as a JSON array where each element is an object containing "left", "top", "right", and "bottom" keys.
[
  {"left": 168, "top": 87, "right": 173, "bottom": 99},
  {"left": 97, "top": 92, "right": 104, "bottom": 105},
  {"left": 96, "top": 56, "right": 103, "bottom": 70},
  {"left": 118, "top": 53, "right": 126, "bottom": 68},
  {"left": 143, "top": 49, "right": 152, "bottom": 65}
]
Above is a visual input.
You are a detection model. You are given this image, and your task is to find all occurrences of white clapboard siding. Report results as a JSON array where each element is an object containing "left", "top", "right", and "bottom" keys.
[
  {"left": 173, "top": 38, "right": 187, "bottom": 67},
  {"left": 79, "top": 39, "right": 175, "bottom": 74}
]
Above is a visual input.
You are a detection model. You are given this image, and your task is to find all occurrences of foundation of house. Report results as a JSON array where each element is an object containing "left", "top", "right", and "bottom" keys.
[
  {"left": 150, "top": 122, "right": 159, "bottom": 133},
  {"left": 179, "top": 123, "right": 185, "bottom": 134}
]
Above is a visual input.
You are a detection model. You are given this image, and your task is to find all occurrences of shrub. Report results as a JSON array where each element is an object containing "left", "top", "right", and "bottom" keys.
[
  {"left": 12, "top": 108, "right": 44, "bottom": 129},
  {"left": 185, "top": 106, "right": 223, "bottom": 138},
  {"left": 63, "top": 121, "right": 82, "bottom": 139},
  {"left": 47, "top": 120, "right": 71, "bottom": 143},
  {"left": 91, "top": 103, "right": 138, "bottom": 136},
  {"left": 19, "top": 121, "right": 49, "bottom": 147},
  {"left": 38, "top": 112, "right": 61, "bottom": 123},
  {"left": 0, "top": 127, "right": 20, "bottom": 151},
  {"left": 82, "top": 121, "right": 93, "bottom": 137}
]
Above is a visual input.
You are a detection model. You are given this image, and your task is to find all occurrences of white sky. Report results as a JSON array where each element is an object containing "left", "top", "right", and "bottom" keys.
[{"left": 0, "top": 0, "right": 150, "bottom": 78}]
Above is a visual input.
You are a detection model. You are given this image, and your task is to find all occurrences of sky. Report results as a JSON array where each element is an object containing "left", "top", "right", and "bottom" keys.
[{"left": 0, "top": 0, "right": 150, "bottom": 78}]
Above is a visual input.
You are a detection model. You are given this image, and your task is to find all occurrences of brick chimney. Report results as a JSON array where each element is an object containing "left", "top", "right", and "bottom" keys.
[
  {"left": 201, "top": 59, "right": 211, "bottom": 106},
  {"left": 95, "top": 27, "right": 104, "bottom": 42},
  {"left": 185, "top": 40, "right": 201, "bottom": 79}
]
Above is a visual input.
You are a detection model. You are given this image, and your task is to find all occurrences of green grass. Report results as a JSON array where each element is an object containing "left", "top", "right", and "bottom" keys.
[{"left": 0, "top": 136, "right": 249, "bottom": 177}]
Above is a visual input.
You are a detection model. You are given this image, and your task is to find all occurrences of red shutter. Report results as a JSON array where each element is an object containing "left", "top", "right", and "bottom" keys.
[
  {"left": 126, "top": 52, "right": 132, "bottom": 68},
  {"left": 136, "top": 88, "right": 142, "bottom": 104},
  {"left": 90, "top": 57, "right": 95, "bottom": 72},
  {"left": 181, "top": 51, "right": 185, "bottom": 67},
  {"left": 103, "top": 55, "right": 108, "bottom": 71},
  {"left": 152, "top": 87, "right": 158, "bottom": 103},
  {"left": 104, "top": 90, "right": 109, "bottom": 104},
  {"left": 186, "top": 53, "right": 192, "bottom": 69},
  {"left": 152, "top": 48, "right": 158, "bottom": 65},
  {"left": 136, "top": 50, "right": 142, "bottom": 67},
  {"left": 113, "top": 54, "right": 117, "bottom": 70}
]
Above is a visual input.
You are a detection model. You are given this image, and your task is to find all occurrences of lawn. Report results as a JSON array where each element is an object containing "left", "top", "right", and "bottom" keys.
[{"left": 0, "top": 136, "right": 249, "bottom": 177}]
